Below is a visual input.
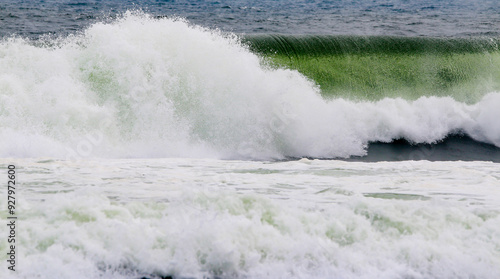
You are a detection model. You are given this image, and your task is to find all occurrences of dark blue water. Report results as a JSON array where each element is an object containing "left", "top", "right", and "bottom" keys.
[{"left": 1, "top": 0, "right": 500, "bottom": 38}]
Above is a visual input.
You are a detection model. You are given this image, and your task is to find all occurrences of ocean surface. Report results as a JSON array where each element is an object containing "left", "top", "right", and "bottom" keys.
[{"left": 0, "top": 1, "right": 499, "bottom": 278}]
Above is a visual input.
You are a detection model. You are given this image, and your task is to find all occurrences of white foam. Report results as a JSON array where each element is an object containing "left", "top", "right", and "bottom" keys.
[{"left": 3, "top": 158, "right": 500, "bottom": 278}]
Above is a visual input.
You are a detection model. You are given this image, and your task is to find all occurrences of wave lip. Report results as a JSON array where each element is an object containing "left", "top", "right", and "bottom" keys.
[{"left": 243, "top": 35, "right": 500, "bottom": 56}]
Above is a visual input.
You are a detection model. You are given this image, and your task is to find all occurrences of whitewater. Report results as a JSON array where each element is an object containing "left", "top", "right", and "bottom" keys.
[
  {"left": 1, "top": 158, "right": 500, "bottom": 279},
  {"left": 0, "top": 13, "right": 499, "bottom": 279}
]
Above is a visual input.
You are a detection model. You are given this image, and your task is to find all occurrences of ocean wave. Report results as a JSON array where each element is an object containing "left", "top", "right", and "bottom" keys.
[{"left": 0, "top": 13, "right": 499, "bottom": 160}]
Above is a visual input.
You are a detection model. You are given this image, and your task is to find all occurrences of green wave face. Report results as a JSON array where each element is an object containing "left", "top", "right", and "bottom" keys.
[{"left": 243, "top": 35, "right": 500, "bottom": 103}]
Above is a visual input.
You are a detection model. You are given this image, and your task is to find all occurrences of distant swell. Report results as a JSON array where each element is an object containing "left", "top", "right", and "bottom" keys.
[{"left": 0, "top": 13, "right": 499, "bottom": 160}]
